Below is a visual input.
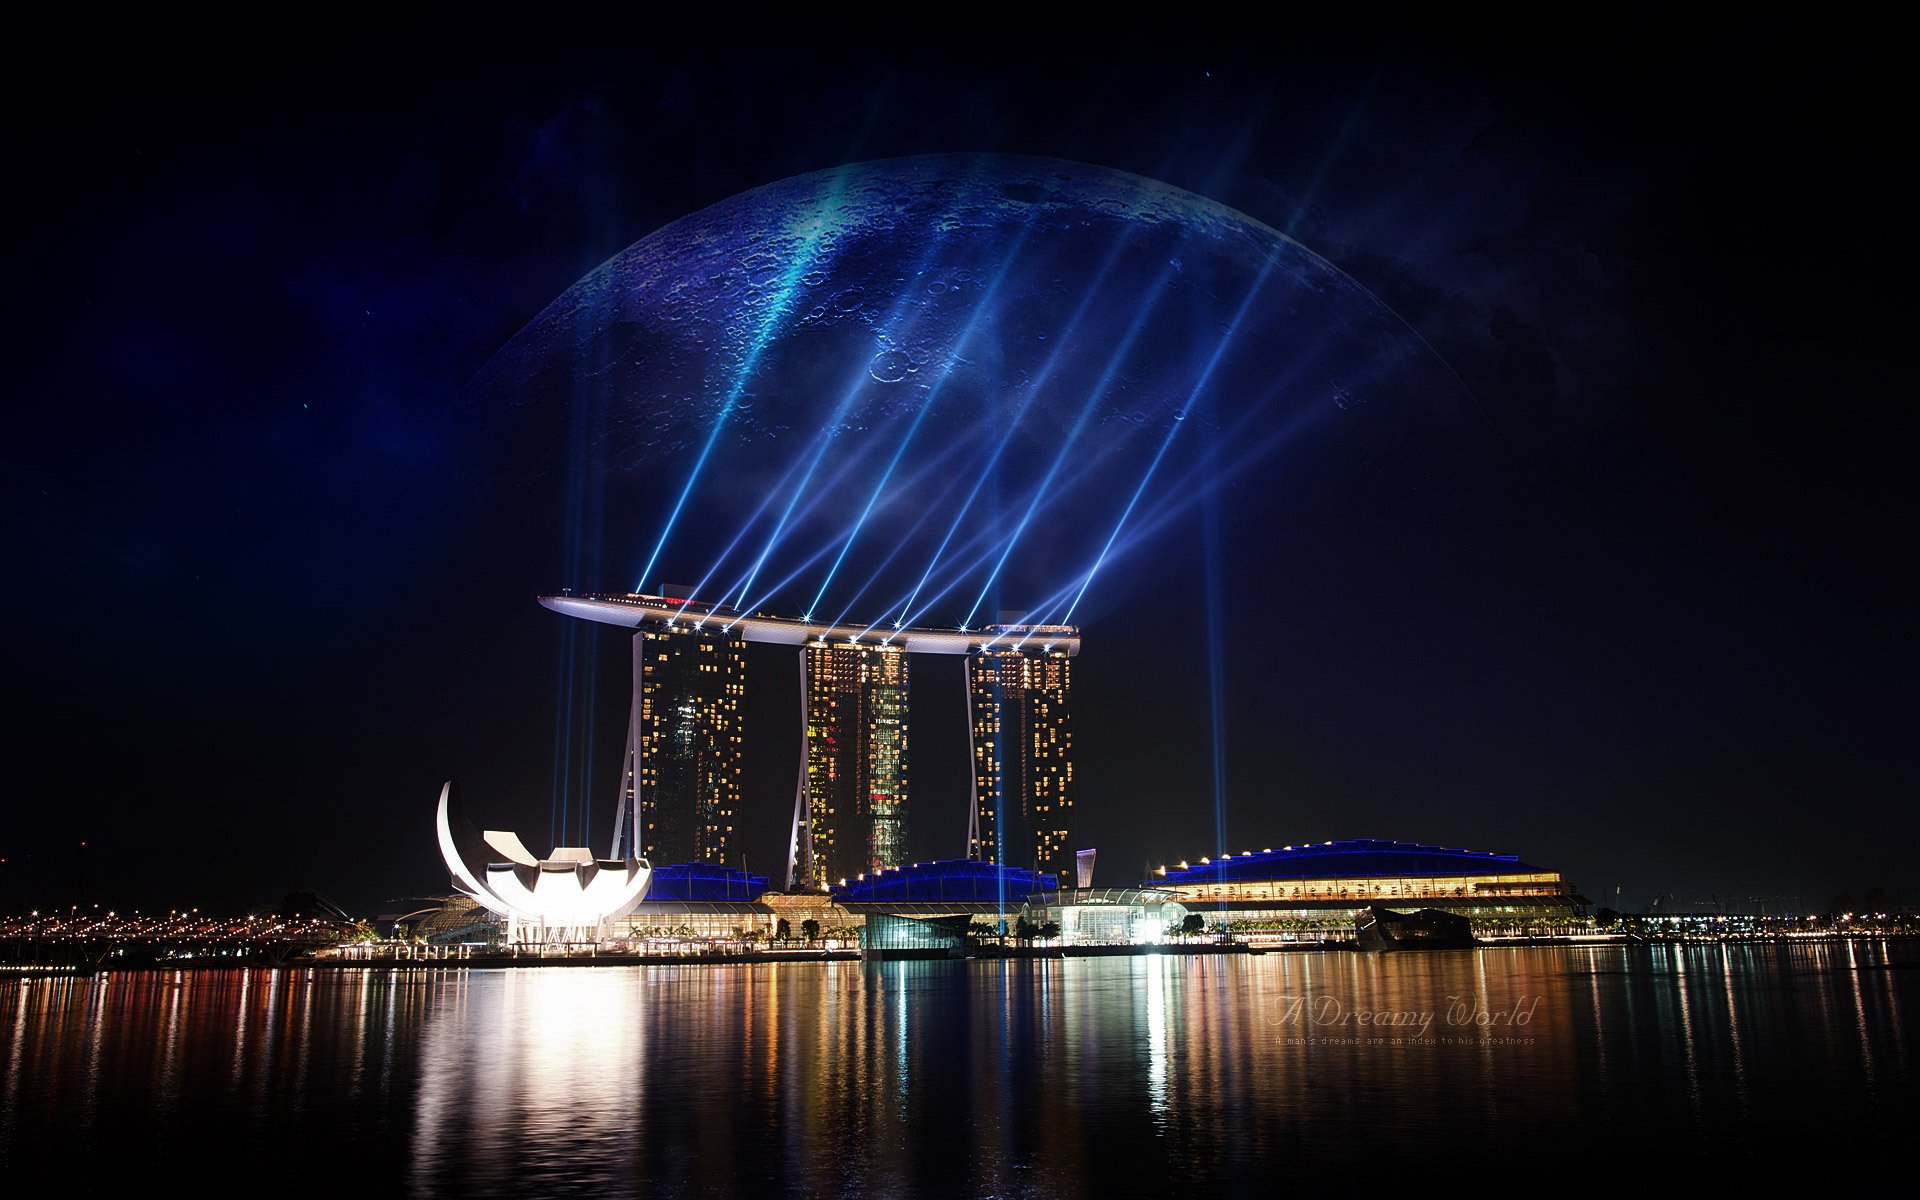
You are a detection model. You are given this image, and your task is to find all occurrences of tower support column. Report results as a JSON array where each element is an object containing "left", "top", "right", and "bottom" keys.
[
  {"left": 610, "top": 630, "right": 644, "bottom": 860},
  {"left": 787, "top": 647, "right": 815, "bottom": 889}
]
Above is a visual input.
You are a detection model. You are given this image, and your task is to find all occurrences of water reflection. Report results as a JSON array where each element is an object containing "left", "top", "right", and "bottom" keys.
[{"left": 1, "top": 942, "right": 1912, "bottom": 1193}]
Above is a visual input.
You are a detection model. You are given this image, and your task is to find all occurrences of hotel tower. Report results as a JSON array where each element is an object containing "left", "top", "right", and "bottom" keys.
[
  {"left": 800, "top": 642, "right": 909, "bottom": 888},
  {"left": 609, "top": 598, "right": 745, "bottom": 865},
  {"left": 967, "top": 623, "right": 1076, "bottom": 882},
  {"left": 541, "top": 592, "right": 1077, "bottom": 887}
]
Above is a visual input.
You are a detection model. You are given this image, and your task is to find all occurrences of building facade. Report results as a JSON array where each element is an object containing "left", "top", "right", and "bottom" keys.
[
  {"left": 969, "top": 628, "right": 1075, "bottom": 882},
  {"left": 1026, "top": 888, "right": 1189, "bottom": 945},
  {"left": 1147, "top": 839, "right": 1585, "bottom": 935},
  {"left": 802, "top": 642, "right": 909, "bottom": 887},
  {"left": 539, "top": 593, "right": 1083, "bottom": 890},
  {"left": 611, "top": 619, "right": 745, "bottom": 865}
]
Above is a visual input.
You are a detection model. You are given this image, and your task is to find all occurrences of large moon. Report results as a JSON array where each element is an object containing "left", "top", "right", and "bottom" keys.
[{"left": 467, "top": 153, "right": 1480, "bottom": 628}]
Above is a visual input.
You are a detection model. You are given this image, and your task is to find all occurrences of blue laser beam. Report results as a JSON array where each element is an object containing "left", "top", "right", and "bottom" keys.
[
  {"left": 700, "top": 427, "right": 895, "bottom": 618},
  {"left": 902, "top": 119, "right": 1279, "bottom": 631},
  {"left": 881, "top": 446, "right": 1108, "bottom": 632},
  {"left": 635, "top": 172, "right": 851, "bottom": 592},
  {"left": 1000, "top": 370, "right": 1334, "bottom": 647},
  {"left": 863, "top": 408, "right": 1150, "bottom": 639},
  {"left": 1000, "top": 408, "right": 1286, "bottom": 641},
  {"left": 1202, "top": 463, "right": 1228, "bottom": 872},
  {"left": 720, "top": 414, "right": 987, "bottom": 626},
  {"left": 963, "top": 257, "right": 1185, "bottom": 628},
  {"left": 708, "top": 229, "right": 966, "bottom": 613},
  {"left": 823, "top": 444, "right": 985, "bottom": 634},
  {"left": 554, "top": 300, "right": 615, "bottom": 845},
  {"left": 885, "top": 478, "right": 1114, "bottom": 635},
  {"left": 723, "top": 425, "right": 989, "bottom": 628},
  {"left": 1026, "top": 404, "right": 1328, "bottom": 637},
  {"left": 994, "top": 491, "right": 1199, "bottom": 646},
  {"left": 576, "top": 635, "right": 598, "bottom": 849},
  {"left": 666, "top": 441, "right": 816, "bottom": 608},
  {"left": 548, "top": 617, "right": 573, "bottom": 848},
  {"left": 1061, "top": 254, "right": 1279, "bottom": 625},
  {"left": 1282, "top": 73, "right": 1378, "bottom": 238},
  {"left": 803, "top": 204, "right": 1056, "bottom": 619},
  {"left": 895, "top": 231, "right": 1142, "bottom": 626},
  {"left": 881, "top": 425, "right": 1140, "bottom": 635}
]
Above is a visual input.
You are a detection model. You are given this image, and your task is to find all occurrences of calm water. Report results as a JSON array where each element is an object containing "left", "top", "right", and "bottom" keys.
[{"left": 3, "top": 942, "right": 1912, "bottom": 1194}]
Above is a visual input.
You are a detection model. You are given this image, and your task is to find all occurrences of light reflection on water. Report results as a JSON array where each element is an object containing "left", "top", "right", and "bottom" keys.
[{"left": 2, "top": 942, "right": 1911, "bottom": 1194}]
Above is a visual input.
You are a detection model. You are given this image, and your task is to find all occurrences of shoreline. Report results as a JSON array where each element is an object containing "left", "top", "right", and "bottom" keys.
[{"left": 5, "top": 933, "right": 1915, "bottom": 978}]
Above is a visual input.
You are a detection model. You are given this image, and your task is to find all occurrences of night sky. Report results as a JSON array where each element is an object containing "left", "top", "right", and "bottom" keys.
[{"left": 6, "top": 14, "right": 1910, "bottom": 917}]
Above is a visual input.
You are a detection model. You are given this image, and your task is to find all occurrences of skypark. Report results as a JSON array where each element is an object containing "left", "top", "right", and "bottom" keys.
[{"left": 539, "top": 591, "right": 1081, "bottom": 657}]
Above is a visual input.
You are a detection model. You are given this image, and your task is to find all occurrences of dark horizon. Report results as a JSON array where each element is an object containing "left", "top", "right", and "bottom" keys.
[{"left": 4, "top": 14, "right": 1912, "bottom": 918}]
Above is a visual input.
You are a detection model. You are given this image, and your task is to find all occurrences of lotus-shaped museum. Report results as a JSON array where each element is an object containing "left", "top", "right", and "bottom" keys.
[{"left": 435, "top": 782, "right": 652, "bottom": 938}]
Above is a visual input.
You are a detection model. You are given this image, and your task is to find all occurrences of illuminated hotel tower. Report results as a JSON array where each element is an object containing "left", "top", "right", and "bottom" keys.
[
  {"left": 968, "top": 624, "right": 1075, "bottom": 882},
  {"left": 798, "top": 642, "right": 909, "bottom": 887},
  {"left": 538, "top": 591, "right": 1080, "bottom": 885},
  {"left": 610, "top": 613, "right": 745, "bottom": 865}
]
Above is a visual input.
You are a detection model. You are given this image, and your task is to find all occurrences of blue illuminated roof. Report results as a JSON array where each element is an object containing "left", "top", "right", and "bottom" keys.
[
  {"left": 832, "top": 859, "right": 1059, "bottom": 904},
  {"left": 1151, "top": 839, "right": 1541, "bottom": 886},
  {"left": 645, "top": 863, "right": 770, "bottom": 902}
]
